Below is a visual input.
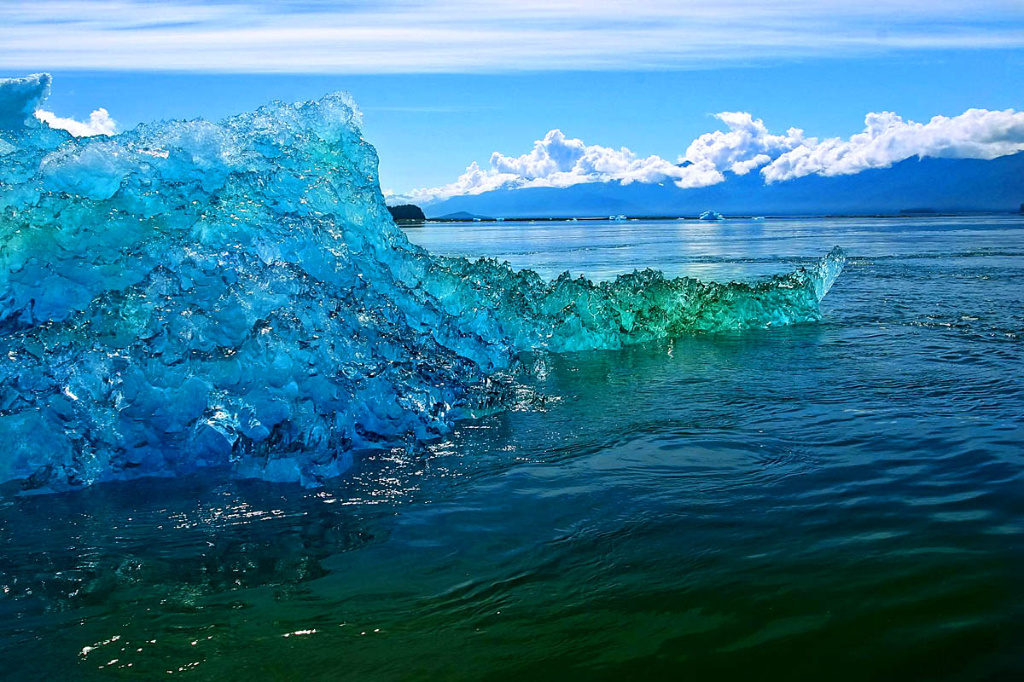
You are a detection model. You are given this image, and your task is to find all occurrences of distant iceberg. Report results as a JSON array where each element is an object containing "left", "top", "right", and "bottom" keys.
[
  {"left": 0, "top": 74, "right": 845, "bottom": 491},
  {"left": 699, "top": 210, "right": 724, "bottom": 221}
]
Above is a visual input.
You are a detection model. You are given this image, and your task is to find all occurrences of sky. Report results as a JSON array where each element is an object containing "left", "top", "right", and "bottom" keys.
[{"left": 2, "top": 1, "right": 1023, "bottom": 198}]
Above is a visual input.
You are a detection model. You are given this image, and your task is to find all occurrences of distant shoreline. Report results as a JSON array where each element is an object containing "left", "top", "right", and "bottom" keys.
[{"left": 401, "top": 210, "right": 1024, "bottom": 225}]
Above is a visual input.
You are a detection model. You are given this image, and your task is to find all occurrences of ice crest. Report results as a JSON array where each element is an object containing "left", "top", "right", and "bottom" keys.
[
  {"left": 0, "top": 73, "right": 51, "bottom": 130},
  {"left": 0, "top": 75, "right": 845, "bottom": 490}
]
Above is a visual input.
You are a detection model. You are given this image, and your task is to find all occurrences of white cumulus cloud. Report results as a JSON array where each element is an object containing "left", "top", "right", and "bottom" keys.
[
  {"left": 406, "top": 129, "right": 722, "bottom": 203},
  {"left": 404, "top": 106, "right": 1024, "bottom": 203},
  {"left": 761, "top": 108, "right": 1024, "bottom": 182},
  {"left": 681, "top": 112, "right": 806, "bottom": 177},
  {"left": 35, "top": 108, "right": 118, "bottom": 137}
]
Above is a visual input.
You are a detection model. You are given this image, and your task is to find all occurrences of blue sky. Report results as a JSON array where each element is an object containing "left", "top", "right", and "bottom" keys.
[{"left": 3, "top": 1, "right": 1023, "bottom": 195}]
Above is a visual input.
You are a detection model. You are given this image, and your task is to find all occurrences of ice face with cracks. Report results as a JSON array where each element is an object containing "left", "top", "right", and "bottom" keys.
[{"left": 0, "top": 74, "right": 846, "bottom": 490}]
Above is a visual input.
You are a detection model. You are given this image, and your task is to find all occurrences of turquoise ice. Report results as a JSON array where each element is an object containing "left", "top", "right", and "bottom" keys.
[{"left": 0, "top": 74, "right": 845, "bottom": 490}]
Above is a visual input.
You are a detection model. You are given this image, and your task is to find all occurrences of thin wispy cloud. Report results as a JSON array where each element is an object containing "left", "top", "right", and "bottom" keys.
[
  {"left": 1, "top": 1, "right": 1023, "bottom": 73},
  {"left": 403, "top": 107, "right": 1024, "bottom": 202}
]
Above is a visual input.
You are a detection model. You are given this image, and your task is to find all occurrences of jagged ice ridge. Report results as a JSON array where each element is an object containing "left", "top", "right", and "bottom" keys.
[{"left": 0, "top": 74, "right": 846, "bottom": 490}]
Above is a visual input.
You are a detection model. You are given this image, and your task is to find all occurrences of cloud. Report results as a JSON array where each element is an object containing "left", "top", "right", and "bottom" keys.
[
  {"left": 0, "top": 72, "right": 116, "bottom": 136},
  {"left": 761, "top": 108, "right": 1024, "bottom": 182},
  {"left": 490, "top": 130, "right": 706, "bottom": 187},
  {"left": 35, "top": 108, "right": 118, "bottom": 137},
  {"left": 402, "top": 106, "right": 1024, "bottom": 202},
  {"left": 405, "top": 129, "right": 723, "bottom": 203},
  {"left": 406, "top": 162, "right": 520, "bottom": 203},
  {"left": 1, "top": 1, "right": 1022, "bottom": 73},
  {"left": 681, "top": 112, "right": 806, "bottom": 176}
]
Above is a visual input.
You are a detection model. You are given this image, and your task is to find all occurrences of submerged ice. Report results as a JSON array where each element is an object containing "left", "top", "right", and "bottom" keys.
[{"left": 0, "top": 74, "right": 846, "bottom": 490}]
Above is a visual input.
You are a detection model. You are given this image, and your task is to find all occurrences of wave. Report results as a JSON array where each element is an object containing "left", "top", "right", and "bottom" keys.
[{"left": 0, "top": 74, "right": 845, "bottom": 490}]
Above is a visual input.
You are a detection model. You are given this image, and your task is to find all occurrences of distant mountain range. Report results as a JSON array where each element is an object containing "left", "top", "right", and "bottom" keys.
[{"left": 421, "top": 152, "right": 1024, "bottom": 219}]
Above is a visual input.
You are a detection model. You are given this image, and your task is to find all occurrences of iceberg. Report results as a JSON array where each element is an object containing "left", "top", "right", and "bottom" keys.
[{"left": 0, "top": 74, "right": 846, "bottom": 490}]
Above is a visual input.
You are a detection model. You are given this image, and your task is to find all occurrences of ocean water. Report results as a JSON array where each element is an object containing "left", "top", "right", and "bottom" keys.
[
  {"left": 2, "top": 215, "right": 1023, "bottom": 680},
  {"left": 1, "top": 79, "right": 844, "bottom": 491}
]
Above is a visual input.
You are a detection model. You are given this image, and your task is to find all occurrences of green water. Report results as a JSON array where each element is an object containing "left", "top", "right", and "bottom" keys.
[{"left": 2, "top": 216, "right": 1023, "bottom": 679}]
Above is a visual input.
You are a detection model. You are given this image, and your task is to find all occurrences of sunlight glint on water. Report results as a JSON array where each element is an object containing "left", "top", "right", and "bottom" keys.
[{"left": 1, "top": 215, "right": 1022, "bottom": 679}]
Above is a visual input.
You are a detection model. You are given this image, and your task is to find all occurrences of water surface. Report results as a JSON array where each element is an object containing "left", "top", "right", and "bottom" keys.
[{"left": 2, "top": 216, "right": 1022, "bottom": 679}]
